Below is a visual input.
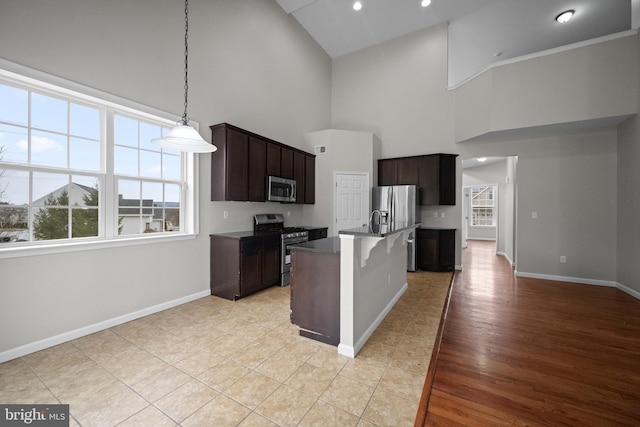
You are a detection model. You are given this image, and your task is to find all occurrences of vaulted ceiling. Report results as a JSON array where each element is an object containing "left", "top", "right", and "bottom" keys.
[{"left": 275, "top": 0, "right": 632, "bottom": 86}]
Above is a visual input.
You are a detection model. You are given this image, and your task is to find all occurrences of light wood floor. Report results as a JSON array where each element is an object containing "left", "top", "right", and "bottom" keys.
[{"left": 417, "top": 240, "right": 640, "bottom": 426}]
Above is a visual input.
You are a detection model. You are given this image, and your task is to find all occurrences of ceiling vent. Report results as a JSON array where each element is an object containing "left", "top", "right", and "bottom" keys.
[{"left": 314, "top": 145, "right": 327, "bottom": 155}]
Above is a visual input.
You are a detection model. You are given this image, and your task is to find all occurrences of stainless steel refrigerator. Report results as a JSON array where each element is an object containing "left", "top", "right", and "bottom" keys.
[{"left": 371, "top": 185, "right": 420, "bottom": 271}]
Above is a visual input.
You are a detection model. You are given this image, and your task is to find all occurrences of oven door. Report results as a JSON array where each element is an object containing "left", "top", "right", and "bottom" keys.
[{"left": 281, "top": 236, "right": 308, "bottom": 286}]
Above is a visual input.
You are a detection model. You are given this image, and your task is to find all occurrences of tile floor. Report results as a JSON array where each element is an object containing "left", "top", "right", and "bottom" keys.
[{"left": 0, "top": 271, "right": 451, "bottom": 427}]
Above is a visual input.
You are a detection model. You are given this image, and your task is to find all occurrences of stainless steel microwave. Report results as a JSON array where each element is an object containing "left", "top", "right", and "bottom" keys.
[{"left": 268, "top": 176, "right": 296, "bottom": 203}]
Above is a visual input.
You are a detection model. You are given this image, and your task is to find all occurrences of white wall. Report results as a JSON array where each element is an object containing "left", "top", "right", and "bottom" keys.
[
  {"left": 455, "top": 33, "right": 638, "bottom": 143},
  {"left": 617, "top": 31, "right": 640, "bottom": 295},
  {"left": 303, "top": 129, "right": 377, "bottom": 237},
  {"left": 0, "top": 0, "right": 332, "bottom": 358},
  {"left": 332, "top": 23, "right": 625, "bottom": 286}
]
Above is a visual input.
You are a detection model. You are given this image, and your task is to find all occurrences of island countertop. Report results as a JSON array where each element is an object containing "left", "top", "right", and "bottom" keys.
[
  {"left": 288, "top": 236, "right": 340, "bottom": 254},
  {"left": 338, "top": 222, "right": 421, "bottom": 238}
]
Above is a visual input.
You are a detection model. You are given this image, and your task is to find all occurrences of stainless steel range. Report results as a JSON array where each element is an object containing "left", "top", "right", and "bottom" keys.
[{"left": 254, "top": 213, "right": 308, "bottom": 286}]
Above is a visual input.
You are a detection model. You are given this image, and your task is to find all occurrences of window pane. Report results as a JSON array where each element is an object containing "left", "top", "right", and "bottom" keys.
[
  {"left": 0, "top": 84, "right": 28, "bottom": 126},
  {"left": 70, "top": 137, "right": 100, "bottom": 171},
  {"left": 114, "top": 146, "right": 138, "bottom": 176},
  {"left": 32, "top": 93, "right": 68, "bottom": 133},
  {"left": 0, "top": 123, "right": 28, "bottom": 164},
  {"left": 0, "top": 205, "right": 28, "bottom": 243},
  {"left": 117, "top": 179, "right": 141, "bottom": 235},
  {"left": 72, "top": 207, "right": 98, "bottom": 238},
  {"left": 71, "top": 175, "right": 99, "bottom": 207},
  {"left": 33, "top": 172, "right": 69, "bottom": 206},
  {"left": 165, "top": 208, "right": 180, "bottom": 232},
  {"left": 0, "top": 168, "right": 29, "bottom": 205},
  {"left": 31, "top": 130, "right": 67, "bottom": 168},
  {"left": 70, "top": 103, "right": 100, "bottom": 140},
  {"left": 33, "top": 206, "right": 69, "bottom": 240},
  {"left": 114, "top": 115, "right": 138, "bottom": 147},
  {"left": 162, "top": 153, "right": 180, "bottom": 180},
  {"left": 140, "top": 122, "right": 161, "bottom": 152},
  {"left": 140, "top": 150, "right": 161, "bottom": 178}
]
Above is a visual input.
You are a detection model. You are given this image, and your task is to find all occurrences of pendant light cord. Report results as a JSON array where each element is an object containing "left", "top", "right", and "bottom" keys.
[{"left": 182, "top": 0, "right": 190, "bottom": 125}]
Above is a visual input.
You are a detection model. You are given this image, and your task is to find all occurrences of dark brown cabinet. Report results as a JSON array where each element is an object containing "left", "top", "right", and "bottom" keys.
[
  {"left": 306, "top": 227, "right": 327, "bottom": 241},
  {"left": 418, "top": 154, "right": 457, "bottom": 205},
  {"left": 293, "top": 151, "right": 305, "bottom": 204},
  {"left": 281, "top": 147, "right": 294, "bottom": 179},
  {"left": 417, "top": 228, "right": 456, "bottom": 272},
  {"left": 266, "top": 142, "right": 281, "bottom": 177},
  {"left": 305, "top": 155, "right": 316, "bottom": 205},
  {"left": 248, "top": 136, "right": 266, "bottom": 202},
  {"left": 397, "top": 157, "right": 419, "bottom": 184},
  {"left": 210, "top": 123, "right": 315, "bottom": 204},
  {"left": 290, "top": 250, "right": 340, "bottom": 345},
  {"left": 378, "top": 153, "right": 457, "bottom": 205},
  {"left": 210, "top": 233, "right": 280, "bottom": 300}
]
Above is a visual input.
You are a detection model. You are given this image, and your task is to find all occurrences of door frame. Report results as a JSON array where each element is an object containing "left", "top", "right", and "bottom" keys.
[{"left": 333, "top": 171, "right": 370, "bottom": 236}]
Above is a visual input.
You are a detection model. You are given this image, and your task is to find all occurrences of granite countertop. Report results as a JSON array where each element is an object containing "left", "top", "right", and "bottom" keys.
[
  {"left": 210, "top": 230, "right": 279, "bottom": 239},
  {"left": 339, "top": 222, "right": 421, "bottom": 238},
  {"left": 288, "top": 236, "right": 340, "bottom": 254}
]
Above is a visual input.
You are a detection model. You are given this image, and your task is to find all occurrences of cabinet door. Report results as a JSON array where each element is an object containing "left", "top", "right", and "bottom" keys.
[
  {"left": 439, "top": 229, "right": 456, "bottom": 271},
  {"left": 248, "top": 136, "right": 267, "bottom": 202},
  {"left": 378, "top": 159, "right": 397, "bottom": 185},
  {"left": 266, "top": 142, "right": 281, "bottom": 177},
  {"left": 281, "top": 147, "right": 294, "bottom": 179},
  {"left": 417, "top": 228, "right": 439, "bottom": 271},
  {"left": 262, "top": 235, "right": 281, "bottom": 286},
  {"left": 397, "top": 157, "right": 419, "bottom": 185},
  {"left": 439, "top": 154, "right": 457, "bottom": 206},
  {"left": 304, "top": 154, "right": 315, "bottom": 204},
  {"left": 293, "top": 151, "right": 305, "bottom": 205},
  {"left": 226, "top": 128, "right": 249, "bottom": 201},
  {"left": 240, "top": 239, "right": 262, "bottom": 297},
  {"left": 418, "top": 155, "right": 438, "bottom": 205}
]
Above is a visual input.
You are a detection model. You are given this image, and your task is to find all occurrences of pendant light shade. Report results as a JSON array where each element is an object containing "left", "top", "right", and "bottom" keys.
[
  {"left": 152, "top": 0, "right": 216, "bottom": 153},
  {"left": 153, "top": 124, "right": 217, "bottom": 153}
]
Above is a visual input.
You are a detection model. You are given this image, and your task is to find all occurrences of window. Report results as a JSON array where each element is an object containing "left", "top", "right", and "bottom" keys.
[
  {"left": 471, "top": 186, "right": 495, "bottom": 226},
  {"left": 0, "top": 64, "right": 196, "bottom": 255}
]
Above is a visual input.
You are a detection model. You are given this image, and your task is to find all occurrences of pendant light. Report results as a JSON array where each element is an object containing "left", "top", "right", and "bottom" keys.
[{"left": 152, "top": 0, "right": 216, "bottom": 153}]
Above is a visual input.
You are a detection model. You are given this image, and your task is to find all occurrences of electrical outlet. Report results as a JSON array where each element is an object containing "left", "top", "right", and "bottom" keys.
[
  {"left": 287, "top": 211, "right": 291, "bottom": 217},
  {"left": 440, "top": 212, "right": 445, "bottom": 218},
  {"left": 560, "top": 256, "right": 566, "bottom": 263},
  {"left": 433, "top": 212, "right": 438, "bottom": 218},
  {"left": 223, "top": 210, "right": 228, "bottom": 219},
  {"left": 532, "top": 211, "right": 538, "bottom": 219}
]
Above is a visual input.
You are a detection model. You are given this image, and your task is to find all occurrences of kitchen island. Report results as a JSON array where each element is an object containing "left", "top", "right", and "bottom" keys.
[
  {"left": 289, "top": 237, "right": 341, "bottom": 345},
  {"left": 289, "top": 222, "right": 419, "bottom": 357}
]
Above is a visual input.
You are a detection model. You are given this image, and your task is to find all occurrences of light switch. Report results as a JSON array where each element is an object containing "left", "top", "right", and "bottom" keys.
[
  {"left": 440, "top": 212, "right": 445, "bottom": 218},
  {"left": 223, "top": 210, "right": 228, "bottom": 219}
]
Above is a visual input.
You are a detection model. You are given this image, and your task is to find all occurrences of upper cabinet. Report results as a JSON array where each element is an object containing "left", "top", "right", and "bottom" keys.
[
  {"left": 378, "top": 153, "right": 457, "bottom": 205},
  {"left": 210, "top": 123, "right": 315, "bottom": 204}
]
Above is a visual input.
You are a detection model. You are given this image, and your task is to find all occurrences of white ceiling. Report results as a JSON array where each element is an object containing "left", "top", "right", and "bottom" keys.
[{"left": 275, "top": 0, "right": 631, "bottom": 86}]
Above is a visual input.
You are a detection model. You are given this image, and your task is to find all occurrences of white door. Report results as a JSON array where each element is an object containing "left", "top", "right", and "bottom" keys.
[{"left": 334, "top": 172, "right": 369, "bottom": 232}]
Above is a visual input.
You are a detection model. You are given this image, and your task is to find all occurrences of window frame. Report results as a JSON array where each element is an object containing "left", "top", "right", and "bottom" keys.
[
  {"left": 0, "top": 59, "right": 200, "bottom": 260},
  {"left": 470, "top": 185, "right": 496, "bottom": 227}
]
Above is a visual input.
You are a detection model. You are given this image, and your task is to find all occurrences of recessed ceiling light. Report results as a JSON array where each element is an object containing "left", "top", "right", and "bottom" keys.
[
  {"left": 353, "top": 1, "right": 362, "bottom": 11},
  {"left": 477, "top": 157, "right": 487, "bottom": 162},
  {"left": 555, "top": 10, "right": 575, "bottom": 24},
  {"left": 421, "top": 0, "right": 431, "bottom": 6}
]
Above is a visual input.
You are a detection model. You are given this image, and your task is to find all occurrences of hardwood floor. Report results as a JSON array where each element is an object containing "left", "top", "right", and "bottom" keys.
[{"left": 418, "top": 240, "right": 640, "bottom": 426}]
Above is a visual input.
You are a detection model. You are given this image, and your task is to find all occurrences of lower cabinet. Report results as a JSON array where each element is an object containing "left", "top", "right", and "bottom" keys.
[
  {"left": 290, "top": 250, "right": 340, "bottom": 346},
  {"left": 417, "top": 228, "right": 456, "bottom": 272},
  {"left": 210, "top": 234, "right": 280, "bottom": 300}
]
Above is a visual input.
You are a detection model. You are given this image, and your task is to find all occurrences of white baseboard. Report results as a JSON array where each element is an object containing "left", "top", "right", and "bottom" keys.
[
  {"left": 616, "top": 282, "right": 640, "bottom": 300},
  {"left": 339, "top": 282, "right": 408, "bottom": 358},
  {"left": 0, "top": 290, "right": 211, "bottom": 363},
  {"left": 515, "top": 271, "right": 616, "bottom": 287},
  {"left": 497, "top": 251, "right": 515, "bottom": 267}
]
